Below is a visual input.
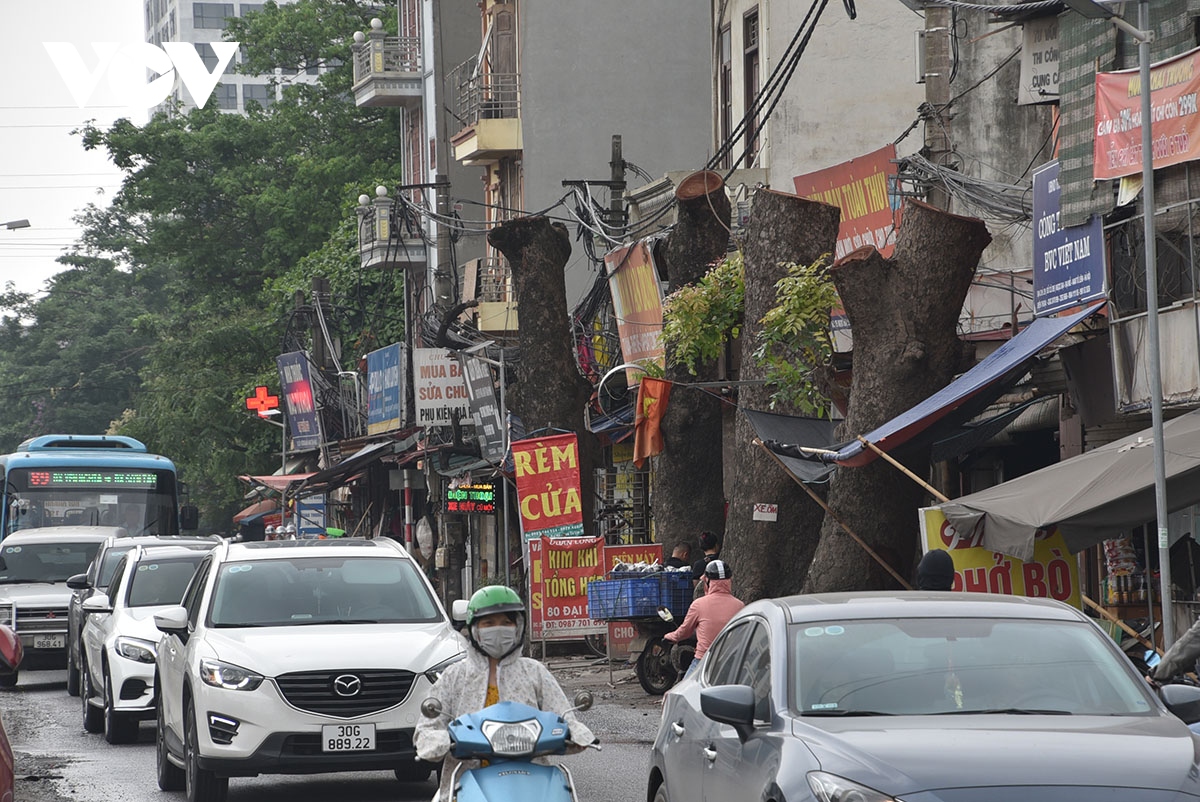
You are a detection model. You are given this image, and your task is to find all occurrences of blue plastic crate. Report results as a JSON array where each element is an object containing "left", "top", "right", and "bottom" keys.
[
  {"left": 658, "top": 571, "right": 693, "bottom": 619},
  {"left": 587, "top": 573, "right": 693, "bottom": 620}
]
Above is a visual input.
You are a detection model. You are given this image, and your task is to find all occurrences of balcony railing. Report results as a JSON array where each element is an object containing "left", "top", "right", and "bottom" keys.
[
  {"left": 350, "top": 19, "right": 422, "bottom": 108},
  {"left": 356, "top": 191, "right": 427, "bottom": 271},
  {"left": 449, "top": 57, "right": 520, "bottom": 129}
]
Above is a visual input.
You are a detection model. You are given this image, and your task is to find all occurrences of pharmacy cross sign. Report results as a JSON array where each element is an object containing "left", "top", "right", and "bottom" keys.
[{"left": 245, "top": 385, "right": 280, "bottom": 418}]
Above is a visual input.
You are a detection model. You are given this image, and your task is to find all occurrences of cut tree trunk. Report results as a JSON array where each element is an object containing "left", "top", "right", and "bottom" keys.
[
  {"left": 723, "top": 189, "right": 841, "bottom": 602},
  {"left": 488, "top": 217, "right": 599, "bottom": 528},
  {"left": 652, "top": 171, "right": 732, "bottom": 556},
  {"left": 803, "top": 199, "right": 991, "bottom": 593}
]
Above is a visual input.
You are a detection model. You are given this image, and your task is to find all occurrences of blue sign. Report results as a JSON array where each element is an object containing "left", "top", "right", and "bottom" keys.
[
  {"left": 367, "top": 343, "right": 405, "bottom": 434},
  {"left": 276, "top": 351, "right": 322, "bottom": 451},
  {"left": 1032, "top": 160, "right": 1106, "bottom": 316}
]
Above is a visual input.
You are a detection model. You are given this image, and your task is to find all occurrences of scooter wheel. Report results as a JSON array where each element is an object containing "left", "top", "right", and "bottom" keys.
[{"left": 636, "top": 636, "right": 679, "bottom": 695}]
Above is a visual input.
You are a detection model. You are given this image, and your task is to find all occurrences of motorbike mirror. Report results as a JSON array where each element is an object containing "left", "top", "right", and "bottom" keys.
[
  {"left": 572, "top": 691, "right": 594, "bottom": 713},
  {"left": 420, "top": 697, "right": 444, "bottom": 719},
  {"left": 657, "top": 606, "right": 674, "bottom": 623}
]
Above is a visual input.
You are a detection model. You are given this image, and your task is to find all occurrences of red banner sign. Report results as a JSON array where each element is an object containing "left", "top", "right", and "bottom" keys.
[
  {"left": 512, "top": 433, "right": 585, "bottom": 539},
  {"left": 793, "top": 144, "right": 901, "bottom": 260},
  {"left": 528, "top": 536, "right": 605, "bottom": 640},
  {"left": 1094, "top": 47, "right": 1200, "bottom": 180},
  {"left": 602, "top": 543, "right": 663, "bottom": 573}
]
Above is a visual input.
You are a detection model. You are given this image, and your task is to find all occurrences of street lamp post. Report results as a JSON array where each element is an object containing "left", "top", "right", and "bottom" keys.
[
  {"left": 1, "top": 220, "right": 30, "bottom": 231},
  {"left": 462, "top": 341, "right": 510, "bottom": 585},
  {"left": 259, "top": 409, "right": 289, "bottom": 531},
  {"left": 1063, "top": 0, "right": 1173, "bottom": 645}
]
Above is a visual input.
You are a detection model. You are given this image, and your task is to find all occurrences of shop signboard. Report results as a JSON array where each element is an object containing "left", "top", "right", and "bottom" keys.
[
  {"left": 366, "top": 342, "right": 406, "bottom": 434},
  {"left": 1094, "top": 46, "right": 1200, "bottom": 180},
  {"left": 445, "top": 481, "right": 497, "bottom": 514},
  {"left": 528, "top": 535, "right": 605, "bottom": 640},
  {"left": 456, "top": 353, "right": 506, "bottom": 462},
  {"left": 919, "top": 507, "right": 1081, "bottom": 608},
  {"left": 793, "top": 144, "right": 901, "bottom": 261},
  {"left": 604, "top": 240, "right": 665, "bottom": 382},
  {"left": 1018, "top": 15, "right": 1059, "bottom": 106},
  {"left": 412, "top": 348, "right": 470, "bottom": 427},
  {"left": 294, "top": 496, "right": 325, "bottom": 539},
  {"left": 1032, "top": 160, "right": 1106, "bottom": 316},
  {"left": 599, "top": 542, "right": 665, "bottom": 658},
  {"left": 512, "top": 433, "right": 584, "bottom": 539},
  {"left": 276, "top": 351, "right": 321, "bottom": 451}
]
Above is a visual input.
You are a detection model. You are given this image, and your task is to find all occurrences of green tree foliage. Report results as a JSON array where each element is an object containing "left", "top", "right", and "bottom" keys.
[
  {"left": 0, "top": 0, "right": 405, "bottom": 527},
  {"left": 662, "top": 251, "right": 837, "bottom": 415}
]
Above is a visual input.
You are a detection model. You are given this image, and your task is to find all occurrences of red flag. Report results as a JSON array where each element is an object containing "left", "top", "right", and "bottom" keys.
[{"left": 633, "top": 378, "right": 671, "bottom": 468}]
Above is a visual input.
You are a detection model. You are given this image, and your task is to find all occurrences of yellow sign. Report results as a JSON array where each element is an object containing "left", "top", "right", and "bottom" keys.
[{"left": 919, "top": 507, "right": 1081, "bottom": 609}]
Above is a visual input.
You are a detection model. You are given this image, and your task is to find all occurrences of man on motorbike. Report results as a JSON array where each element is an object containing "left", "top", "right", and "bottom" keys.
[
  {"left": 415, "top": 585, "right": 596, "bottom": 802},
  {"left": 661, "top": 559, "right": 744, "bottom": 680}
]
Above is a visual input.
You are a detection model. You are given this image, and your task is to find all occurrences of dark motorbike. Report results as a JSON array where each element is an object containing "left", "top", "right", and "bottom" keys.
[{"left": 630, "top": 608, "right": 695, "bottom": 695}]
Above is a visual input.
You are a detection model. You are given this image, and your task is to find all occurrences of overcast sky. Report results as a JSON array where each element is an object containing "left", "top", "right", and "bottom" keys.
[{"left": 0, "top": 1, "right": 143, "bottom": 296}]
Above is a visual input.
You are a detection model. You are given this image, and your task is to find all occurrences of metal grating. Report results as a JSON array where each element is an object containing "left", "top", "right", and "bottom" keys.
[
  {"left": 13, "top": 606, "right": 69, "bottom": 634},
  {"left": 275, "top": 669, "right": 417, "bottom": 718},
  {"left": 594, "top": 467, "right": 651, "bottom": 546}
]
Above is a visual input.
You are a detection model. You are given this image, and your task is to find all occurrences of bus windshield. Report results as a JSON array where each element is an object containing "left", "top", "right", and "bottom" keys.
[{"left": 4, "top": 466, "right": 179, "bottom": 536}]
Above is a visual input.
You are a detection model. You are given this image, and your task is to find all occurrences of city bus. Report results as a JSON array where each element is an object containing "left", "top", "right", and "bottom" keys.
[{"left": 0, "top": 435, "right": 198, "bottom": 538}]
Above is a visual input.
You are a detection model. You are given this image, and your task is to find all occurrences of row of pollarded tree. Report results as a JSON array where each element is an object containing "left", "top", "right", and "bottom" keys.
[{"left": 488, "top": 174, "right": 989, "bottom": 601}]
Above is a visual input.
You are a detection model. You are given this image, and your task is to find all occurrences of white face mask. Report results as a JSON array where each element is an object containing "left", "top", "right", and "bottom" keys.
[{"left": 474, "top": 624, "right": 519, "bottom": 659}]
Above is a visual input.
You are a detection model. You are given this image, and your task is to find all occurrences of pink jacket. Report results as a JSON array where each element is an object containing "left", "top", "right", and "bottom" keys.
[{"left": 663, "top": 578, "right": 744, "bottom": 660}]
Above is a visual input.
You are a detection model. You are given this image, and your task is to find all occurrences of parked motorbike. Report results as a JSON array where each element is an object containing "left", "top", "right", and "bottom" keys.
[
  {"left": 632, "top": 607, "right": 695, "bottom": 695},
  {"left": 419, "top": 691, "right": 597, "bottom": 802}
]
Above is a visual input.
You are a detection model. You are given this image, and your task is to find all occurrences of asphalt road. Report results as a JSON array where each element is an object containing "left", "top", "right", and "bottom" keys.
[{"left": 3, "top": 655, "right": 662, "bottom": 802}]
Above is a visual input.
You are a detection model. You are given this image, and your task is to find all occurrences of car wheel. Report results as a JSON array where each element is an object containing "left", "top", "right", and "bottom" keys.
[
  {"left": 66, "top": 648, "right": 80, "bottom": 697},
  {"left": 81, "top": 656, "right": 104, "bottom": 734},
  {"left": 653, "top": 781, "right": 670, "bottom": 802},
  {"left": 103, "top": 668, "right": 139, "bottom": 744},
  {"left": 185, "top": 702, "right": 228, "bottom": 802},
  {"left": 0, "top": 670, "right": 17, "bottom": 689},
  {"left": 394, "top": 760, "right": 435, "bottom": 782},
  {"left": 156, "top": 693, "right": 184, "bottom": 791}
]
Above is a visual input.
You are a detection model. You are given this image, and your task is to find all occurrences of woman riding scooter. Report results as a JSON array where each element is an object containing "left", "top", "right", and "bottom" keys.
[{"left": 415, "top": 585, "right": 596, "bottom": 802}]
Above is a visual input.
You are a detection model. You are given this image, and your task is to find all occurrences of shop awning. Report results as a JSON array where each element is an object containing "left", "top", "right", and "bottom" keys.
[
  {"left": 297, "top": 432, "right": 421, "bottom": 495},
  {"left": 933, "top": 408, "right": 1200, "bottom": 562},
  {"left": 238, "top": 473, "right": 317, "bottom": 493},
  {"left": 744, "top": 410, "right": 838, "bottom": 484},
  {"left": 829, "top": 303, "right": 1103, "bottom": 467},
  {"left": 232, "top": 498, "right": 279, "bottom": 524}
]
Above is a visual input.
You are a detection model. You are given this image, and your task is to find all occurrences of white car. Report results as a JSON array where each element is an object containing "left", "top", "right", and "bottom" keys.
[
  {"left": 0, "top": 528, "right": 114, "bottom": 686},
  {"left": 80, "top": 544, "right": 211, "bottom": 743},
  {"left": 153, "top": 538, "right": 465, "bottom": 802}
]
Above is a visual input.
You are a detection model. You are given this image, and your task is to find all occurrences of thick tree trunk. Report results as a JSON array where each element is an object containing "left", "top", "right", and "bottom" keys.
[
  {"left": 803, "top": 200, "right": 991, "bottom": 592},
  {"left": 652, "top": 171, "right": 732, "bottom": 556},
  {"left": 488, "top": 217, "right": 599, "bottom": 528},
  {"left": 723, "top": 189, "right": 841, "bottom": 602}
]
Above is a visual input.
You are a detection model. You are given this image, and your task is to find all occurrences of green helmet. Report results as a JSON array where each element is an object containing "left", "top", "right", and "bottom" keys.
[{"left": 466, "top": 585, "right": 524, "bottom": 626}]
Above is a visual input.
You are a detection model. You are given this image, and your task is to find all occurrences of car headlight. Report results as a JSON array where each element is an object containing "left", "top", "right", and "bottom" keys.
[
  {"left": 114, "top": 636, "right": 157, "bottom": 663},
  {"left": 0, "top": 604, "right": 12, "bottom": 627},
  {"left": 807, "top": 772, "right": 897, "bottom": 802},
  {"left": 199, "top": 658, "right": 263, "bottom": 691},
  {"left": 423, "top": 652, "right": 466, "bottom": 685},
  {"left": 481, "top": 719, "right": 541, "bottom": 756}
]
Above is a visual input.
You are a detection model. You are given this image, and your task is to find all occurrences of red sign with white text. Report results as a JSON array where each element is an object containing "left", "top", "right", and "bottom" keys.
[
  {"left": 512, "top": 433, "right": 585, "bottom": 539},
  {"left": 528, "top": 536, "right": 606, "bottom": 640},
  {"left": 793, "top": 144, "right": 901, "bottom": 260}
]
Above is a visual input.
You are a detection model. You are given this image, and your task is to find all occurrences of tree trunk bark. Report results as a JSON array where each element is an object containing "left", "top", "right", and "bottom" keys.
[
  {"left": 652, "top": 171, "right": 732, "bottom": 557},
  {"left": 723, "top": 189, "right": 841, "bottom": 602},
  {"left": 488, "top": 217, "right": 599, "bottom": 528},
  {"left": 803, "top": 199, "right": 991, "bottom": 592}
]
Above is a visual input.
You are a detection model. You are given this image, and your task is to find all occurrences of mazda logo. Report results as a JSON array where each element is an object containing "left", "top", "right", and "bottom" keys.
[{"left": 333, "top": 674, "right": 362, "bottom": 697}]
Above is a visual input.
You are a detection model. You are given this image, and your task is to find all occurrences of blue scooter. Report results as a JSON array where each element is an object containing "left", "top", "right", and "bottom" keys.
[{"left": 420, "top": 692, "right": 597, "bottom": 802}]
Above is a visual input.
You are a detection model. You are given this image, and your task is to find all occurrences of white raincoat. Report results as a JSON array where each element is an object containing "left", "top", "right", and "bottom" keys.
[{"left": 414, "top": 644, "right": 596, "bottom": 802}]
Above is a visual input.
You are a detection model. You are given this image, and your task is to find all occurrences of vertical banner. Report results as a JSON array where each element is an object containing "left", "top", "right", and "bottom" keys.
[
  {"left": 1094, "top": 47, "right": 1200, "bottom": 180},
  {"left": 276, "top": 351, "right": 321, "bottom": 451},
  {"left": 512, "top": 433, "right": 585, "bottom": 539},
  {"left": 412, "top": 348, "right": 471, "bottom": 427},
  {"left": 528, "top": 536, "right": 606, "bottom": 640},
  {"left": 604, "top": 240, "right": 665, "bottom": 382},
  {"left": 919, "top": 508, "right": 1081, "bottom": 609},
  {"left": 366, "top": 343, "right": 406, "bottom": 435},
  {"left": 456, "top": 353, "right": 506, "bottom": 462},
  {"left": 793, "top": 144, "right": 901, "bottom": 261},
  {"left": 1032, "top": 160, "right": 1106, "bottom": 316}
]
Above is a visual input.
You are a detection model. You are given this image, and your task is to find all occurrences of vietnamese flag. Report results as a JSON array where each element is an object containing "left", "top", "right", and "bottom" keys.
[{"left": 633, "top": 377, "right": 671, "bottom": 468}]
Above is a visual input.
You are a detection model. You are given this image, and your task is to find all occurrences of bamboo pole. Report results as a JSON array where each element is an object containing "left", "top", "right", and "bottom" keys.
[
  {"left": 1082, "top": 594, "right": 1161, "bottom": 655},
  {"left": 856, "top": 435, "right": 950, "bottom": 503}
]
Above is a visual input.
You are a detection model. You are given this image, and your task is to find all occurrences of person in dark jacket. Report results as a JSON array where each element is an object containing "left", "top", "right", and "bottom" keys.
[
  {"left": 665, "top": 542, "right": 693, "bottom": 568},
  {"left": 916, "top": 549, "right": 956, "bottom": 591}
]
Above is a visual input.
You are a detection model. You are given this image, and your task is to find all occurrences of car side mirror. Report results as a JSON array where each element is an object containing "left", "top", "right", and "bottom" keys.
[
  {"left": 700, "top": 685, "right": 756, "bottom": 741},
  {"left": 66, "top": 573, "right": 90, "bottom": 591},
  {"left": 1160, "top": 683, "right": 1200, "bottom": 724},
  {"left": 451, "top": 599, "right": 469, "bottom": 622},
  {"left": 81, "top": 594, "right": 111, "bottom": 614},
  {"left": 180, "top": 505, "right": 200, "bottom": 531},
  {"left": 154, "top": 605, "right": 189, "bottom": 636}
]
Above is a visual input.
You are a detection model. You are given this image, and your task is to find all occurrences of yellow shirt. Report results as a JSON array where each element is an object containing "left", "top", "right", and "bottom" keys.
[{"left": 485, "top": 682, "right": 499, "bottom": 706}]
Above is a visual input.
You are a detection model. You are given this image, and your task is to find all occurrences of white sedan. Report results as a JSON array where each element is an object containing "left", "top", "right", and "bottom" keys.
[{"left": 80, "top": 544, "right": 210, "bottom": 744}]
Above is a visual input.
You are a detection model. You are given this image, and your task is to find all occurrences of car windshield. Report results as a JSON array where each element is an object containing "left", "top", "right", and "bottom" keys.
[
  {"left": 98, "top": 545, "right": 135, "bottom": 586},
  {"left": 0, "top": 540, "right": 101, "bottom": 583},
  {"left": 208, "top": 556, "right": 442, "bottom": 627},
  {"left": 791, "top": 617, "right": 1156, "bottom": 717},
  {"left": 126, "top": 555, "right": 205, "bottom": 607}
]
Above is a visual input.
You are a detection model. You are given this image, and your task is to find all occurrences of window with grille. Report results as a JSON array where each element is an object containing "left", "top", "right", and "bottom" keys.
[{"left": 193, "top": 2, "right": 234, "bottom": 28}]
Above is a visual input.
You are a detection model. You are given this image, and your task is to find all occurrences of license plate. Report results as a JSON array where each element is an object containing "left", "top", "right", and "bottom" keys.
[
  {"left": 321, "top": 722, "right": 375, "bottom": 752},
  {"left": 33, "top": 634, "right": 64, "bottom": 650}
]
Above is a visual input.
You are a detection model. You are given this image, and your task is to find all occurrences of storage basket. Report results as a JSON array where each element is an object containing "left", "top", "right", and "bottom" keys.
[{"left": 587, "top": 572, "right": 693, "bottom": 620}]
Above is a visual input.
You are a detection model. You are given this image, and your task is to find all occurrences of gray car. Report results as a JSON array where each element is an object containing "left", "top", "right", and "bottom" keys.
[{"left": 648, "top": 591, "right": 1200, "bottom": 802}]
